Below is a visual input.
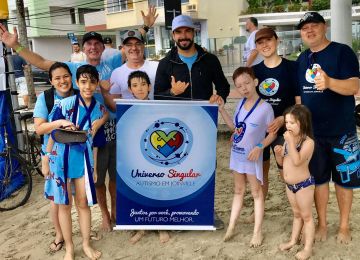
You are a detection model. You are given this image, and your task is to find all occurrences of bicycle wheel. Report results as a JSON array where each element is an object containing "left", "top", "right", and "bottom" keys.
[
  {"left": 29, "top": 133, "right": 43, "bottom": 176},
  {"left": 0, "top": 152, "right": 32, "bottom": 211}
]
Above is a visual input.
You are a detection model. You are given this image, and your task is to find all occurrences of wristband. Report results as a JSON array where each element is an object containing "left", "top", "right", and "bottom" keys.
[
  {"left": 256, "top": 143, "right": 264, "bottom": 149},
  {"left": 15, "top": 45, "right": 25, "bottom": 53},
  {"left": 41, "top": 150, "right": 51, "bottom": 157},
  {"left": 142, "top": 25, "right": 150, "bottom": 33}
]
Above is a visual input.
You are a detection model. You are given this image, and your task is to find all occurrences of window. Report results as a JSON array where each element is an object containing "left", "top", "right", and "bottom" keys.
[
  {"left": 70, "top": 8, "right": 76, "bottom": 24},
  {"left": 148, "top": 0, "right": 188, "bottom": 7},
  {"left": 107, "top": 0, "right": 133, "bottom": 13}
]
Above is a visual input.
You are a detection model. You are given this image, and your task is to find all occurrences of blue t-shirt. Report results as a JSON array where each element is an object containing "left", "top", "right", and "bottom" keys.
[
  {"left": 179, "top": 52, "right": 198, "bottom": 71},
  {"left": 33, "top": 90, "right": 68, "bottom": 152},
  {"left": 297, "top": 41, "right": 359, "bottom": 136},
  {"left": 12, "top": 55, "right": 27, "bottom": 78},
  {"left": 65, "top": 52, "right": 121, "bottom": 120},
  {"left": 253, "top": 58, "right": 299, "bottom": 118}
]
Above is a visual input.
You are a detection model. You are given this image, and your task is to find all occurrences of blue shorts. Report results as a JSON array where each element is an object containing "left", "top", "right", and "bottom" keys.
[{"left": 310, "top": 132, "right": 360, "bottom": 188}]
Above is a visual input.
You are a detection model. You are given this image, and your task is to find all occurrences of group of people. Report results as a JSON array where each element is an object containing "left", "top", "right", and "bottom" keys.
[{"left": 0, "top": 7, "right": 359, "bottom": 260}]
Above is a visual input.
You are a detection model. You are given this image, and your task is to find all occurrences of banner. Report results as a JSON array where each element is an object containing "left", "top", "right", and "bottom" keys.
[{"left": 115, "top": 100, "right": 218, "bottom": 230}]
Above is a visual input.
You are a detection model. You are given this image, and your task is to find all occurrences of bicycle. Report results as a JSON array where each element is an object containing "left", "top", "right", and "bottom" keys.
[{"left": 0, "top": 116, "right": 32, "bottom": 211}]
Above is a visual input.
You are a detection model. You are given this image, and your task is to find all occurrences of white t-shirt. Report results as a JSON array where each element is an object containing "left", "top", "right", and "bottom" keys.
[
  {"left": 110, "top": 60, "right": 158, "bottom": 99},
  {"left": 70, "top": 51, "right": 87, "bottom": 63},
  {"left": 229, "top": 98, "right": 274, "bottom": 184},
  {"left": 243, "top": 30, "right": 263, "bottom": 66}
]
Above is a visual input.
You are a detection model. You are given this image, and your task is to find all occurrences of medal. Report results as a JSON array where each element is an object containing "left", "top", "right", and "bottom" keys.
[{"left": 233, "top": 97, "right": 261, "bottom": 143}]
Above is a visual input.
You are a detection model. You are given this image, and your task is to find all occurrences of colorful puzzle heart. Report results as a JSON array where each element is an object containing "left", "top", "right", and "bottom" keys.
[{"left": 150, "top": 130, "right": 184, "bottom": 157}]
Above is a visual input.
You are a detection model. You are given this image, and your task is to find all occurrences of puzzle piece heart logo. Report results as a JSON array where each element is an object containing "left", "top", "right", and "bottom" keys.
[
  {"left": 150, "top": 130, "right": 184, "bottom": 157},
  {"left": 259, "top": 78, "right": 279, "bottom": 96},
  {"left": 305, "top": 63, "right": 321, "bottom": 83}
]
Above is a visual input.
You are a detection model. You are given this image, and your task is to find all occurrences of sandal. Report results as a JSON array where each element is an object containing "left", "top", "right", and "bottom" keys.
[{"left": 49, "top": 240, "right": 64, "bottom": 252}]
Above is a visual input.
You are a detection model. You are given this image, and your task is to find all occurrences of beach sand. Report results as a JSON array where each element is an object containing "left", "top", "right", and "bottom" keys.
[{"left": 1, "top": 132, "right": 360, "bottom": 260}]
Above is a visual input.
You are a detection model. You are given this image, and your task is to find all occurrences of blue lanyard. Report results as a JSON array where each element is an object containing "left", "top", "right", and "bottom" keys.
[
  {"left": 235, "top": 97, "right": 261, "bottom": 126},
  {"left": 72, "top": 94, "right": 96, "bottom": 130}
]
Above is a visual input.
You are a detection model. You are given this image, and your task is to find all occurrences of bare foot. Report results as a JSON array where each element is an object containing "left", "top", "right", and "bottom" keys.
[
  {"left": 63, "top": 244, "right": 74, "bottom": 260},
  {"left": 130, "top": 230, "right": 146, "bottom": 244},
  {"left": 245, "top": 211, "right": 255, "bottom": 224},
  {"left": 223, "top": 226, "right": 235, "bottom": 242},
  {"left": 295, "top": 248, "right": 312, "bottom": 260},
  {"left": 279, "top": 241, "right": 296, "bottom": 251},
  {"left": 315, "top": 225, "right": 327, "bottom": 242},
  {"left": 336, "top": 228, "right": 351, "bottom": 244},
  {"left": 159, "top": 231, "right": 170, "bottom": 243},
  {"left": 83, "top": 244, "right": 101, "bottom": 260},
  {"left": 90, "top": 231, "right": 102, "bottom": 241},
  {"left": 250, "top": 231, "right": 263, "bottom": 247},
  {"left": 100, "top": 216, "right": 112, "bottom": 232}
]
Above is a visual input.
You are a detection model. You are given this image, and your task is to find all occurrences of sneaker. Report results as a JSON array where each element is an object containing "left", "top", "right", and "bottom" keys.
[{"left": 214, "top": 211, "right": 224, "bottom": 230}]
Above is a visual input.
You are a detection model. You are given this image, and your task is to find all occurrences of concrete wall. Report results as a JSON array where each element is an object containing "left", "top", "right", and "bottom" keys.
[{"left": 31, "top": 37, "right": 73, "bottom": 62}]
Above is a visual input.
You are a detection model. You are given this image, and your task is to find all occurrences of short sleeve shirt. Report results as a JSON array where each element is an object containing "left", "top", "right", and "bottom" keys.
[
  {"left": 253, "top": 58, "right": 299, "bottom": 118},
  {"left": 297, "top": 42, "right": 359, "bottom": 136}
]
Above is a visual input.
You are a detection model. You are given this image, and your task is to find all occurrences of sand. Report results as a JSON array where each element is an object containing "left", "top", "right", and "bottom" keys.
[{"left": 1, "top": 131, "right": 360, "bottom": 260}]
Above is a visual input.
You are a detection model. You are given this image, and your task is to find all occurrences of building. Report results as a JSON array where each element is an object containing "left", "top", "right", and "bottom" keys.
[
  {"left": 84, "top": 0, "right": 244, "bottom": 58},
  {"left": 7, "top": 0, "right": 101, "bottom": 61}
]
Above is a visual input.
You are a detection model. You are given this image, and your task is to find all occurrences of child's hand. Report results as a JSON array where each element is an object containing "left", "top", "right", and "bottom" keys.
[
  {"left": 283, "top": 131, "right": 294, "bottom": 143},
  {"left": 58, "top": 119, "right": 75, "bottom": 129},
  {"left": 209, "top": 94, "right": 225, "bottom": 109},
  {"left": 248, "top": 146, "right": 262, "bottom": 161},
  {"left": 91, "top": 119, "right": 102, "bottom": 137},
  {"left": 42, "top": 155, "right": 50, "bottom": 178},
  {"left": 274, "top": 145, "right": 283, "bottom": 157}
]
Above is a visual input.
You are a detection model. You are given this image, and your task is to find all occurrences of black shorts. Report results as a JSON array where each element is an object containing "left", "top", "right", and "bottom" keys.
[
  {"left": 310, "top": 132, "right": 360, "bottom": 188},
  {"left": 263, "top": 135, "right": 284, "bottom": 169},
  {"left": 95, "top": 140, "right": 116, "bottom": 187}
]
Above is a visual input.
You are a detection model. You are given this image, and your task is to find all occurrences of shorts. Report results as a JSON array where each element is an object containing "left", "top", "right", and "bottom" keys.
[
  {"left": 310, "top": 132, "right": 360, "bottom": 188},
  {"left": 15, "top": 77, "right": 28, "bottom": 96},
  {"left": 95, "top": 140, "right": 116, "bottom": 187},
  {"left": 263, "top": 135, "right": 284, "bottom": 168}
]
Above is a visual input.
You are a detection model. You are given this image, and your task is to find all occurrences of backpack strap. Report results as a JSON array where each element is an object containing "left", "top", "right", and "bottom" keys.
[{"left": 44, "top": 86, "right": 55, "bottom": 114}]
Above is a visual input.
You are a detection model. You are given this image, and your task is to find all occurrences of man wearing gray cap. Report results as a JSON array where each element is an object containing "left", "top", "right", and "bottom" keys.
[
  {"left": 101, "top": 29, "right": 158, "bottom": 112},
  {"left": 297, "top": 11, "right": 359, "bottom": 244},
  {"left": 154, "top": 14, "right": 230, "bottom": 229}
]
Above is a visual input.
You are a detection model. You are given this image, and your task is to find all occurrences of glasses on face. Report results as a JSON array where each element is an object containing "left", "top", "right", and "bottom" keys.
[{"left": 124, "top": 42, "right": 143, "bottom": 48}]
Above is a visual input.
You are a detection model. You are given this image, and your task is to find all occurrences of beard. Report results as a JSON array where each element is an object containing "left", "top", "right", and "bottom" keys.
[{"left": 175, "top": 38, "right": 194, "bottom": 50}]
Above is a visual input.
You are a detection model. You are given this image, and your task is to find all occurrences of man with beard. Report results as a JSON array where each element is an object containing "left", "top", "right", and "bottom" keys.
[
  {"left": 154, "top": 15, "right": 230, "bottom": 230},
  {"left": 243, "top": 17, "right": 263, "bottom": 67},
  {"left": 154, "top": 15, "right": 229, "bottom": 103}
]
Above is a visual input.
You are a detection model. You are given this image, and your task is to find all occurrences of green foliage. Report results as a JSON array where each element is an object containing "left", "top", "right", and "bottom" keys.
[
  {"left": 352, "top": 39, "right": 360, "bottom": 53},
  {"left": 288, "top": 3, "right": 302, "bottom": 12},
  {"left": 353, "top": 0, "right": 360, "bottom": 5},
  {"left": 310, "top": 0, "right": 330, "bottom": 11}
]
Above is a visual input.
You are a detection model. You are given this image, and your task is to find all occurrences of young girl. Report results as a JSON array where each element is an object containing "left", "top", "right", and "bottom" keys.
[
  {"left": 42, "top": 65, "right": 107, "bottom": 260},
  {"left": 216, "top": 67, "right": 276, "bottom": 246},
  {"left": 274, "top": 104, "right": 315, "bottom": 260},
  {"left": 124, "top": 71, "right": 170, "bottom": 245}
]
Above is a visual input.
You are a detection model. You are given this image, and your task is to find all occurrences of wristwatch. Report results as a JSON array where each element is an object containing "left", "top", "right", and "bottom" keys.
[{"left": 142, "top": 25, "right": 150, "bottom": 33}]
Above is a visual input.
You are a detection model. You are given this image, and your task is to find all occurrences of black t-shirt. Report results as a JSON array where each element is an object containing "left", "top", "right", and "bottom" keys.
[
  {"left": 297, "top": 42, "right": 359, "bottom": 136},
  {"left": 253, "top": 58, "right": 299, "bottom": 118}
]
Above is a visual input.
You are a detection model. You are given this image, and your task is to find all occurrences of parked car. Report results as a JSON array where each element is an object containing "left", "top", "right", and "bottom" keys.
[{"left": 31, "top": 65, "right": 50, "bottom": 86}]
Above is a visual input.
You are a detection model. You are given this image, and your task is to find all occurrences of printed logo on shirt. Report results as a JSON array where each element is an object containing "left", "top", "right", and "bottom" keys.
[
  {"left": 259, "top": 78, "right": 279, "bottom": 96},
  {"left": 305, "top": 63, "right": 321, "bottom": 83},
  {"left": 140, "top": 118, "right": 193, "bottom": 167}
]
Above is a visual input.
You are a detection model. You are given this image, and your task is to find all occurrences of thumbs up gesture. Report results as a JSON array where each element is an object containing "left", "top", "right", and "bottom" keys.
[
  {"left": 170, "top": 76, "right": 189, "bottom": 96},
  {"left": 314, "top": 68, "right": 329, "bottom": 91}
]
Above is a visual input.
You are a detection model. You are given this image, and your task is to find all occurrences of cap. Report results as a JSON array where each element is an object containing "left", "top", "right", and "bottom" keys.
[
  {"left": 255, "top": 27, "right": 278, "bottom": 43},
  {"left": 122, "top": 30, "right": 144, "bottom": 44},
  {"left": 82, "top": 31, "right": 104, "bottom": 46},
  {"left": 103, "top": 37, "right": 112, "bottom": 44},
  {"left": 172, "top": 15, "right": 195, "bottom": 31},
  {"left": 297, "top": 12, "right": 325, "bottom": 30}
]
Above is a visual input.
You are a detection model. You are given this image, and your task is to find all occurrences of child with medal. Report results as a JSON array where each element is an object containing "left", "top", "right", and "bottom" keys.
[{"left": 215, "top": 67, "right": 276, "bottom": 246}]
